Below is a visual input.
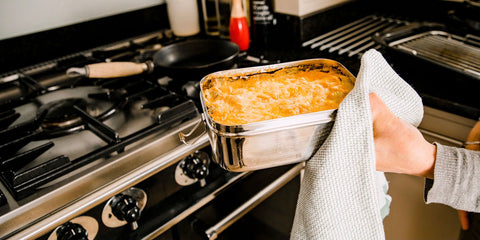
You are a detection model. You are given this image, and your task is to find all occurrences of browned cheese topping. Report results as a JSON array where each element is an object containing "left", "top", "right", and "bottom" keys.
[{"left": 202, "top": 66, "right": 354, "bottom": 125}]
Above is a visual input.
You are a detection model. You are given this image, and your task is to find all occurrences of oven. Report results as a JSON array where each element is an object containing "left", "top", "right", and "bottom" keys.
[{"left": 0, "top": 30, "right": 302, "bottom": 240}]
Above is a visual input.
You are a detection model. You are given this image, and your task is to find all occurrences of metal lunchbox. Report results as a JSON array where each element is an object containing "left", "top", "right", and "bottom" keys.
[{"left": 181, "top": 59, "right": 356, "bottom": 172}]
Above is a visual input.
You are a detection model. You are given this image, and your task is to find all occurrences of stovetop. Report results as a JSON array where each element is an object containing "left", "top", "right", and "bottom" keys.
[
  {"left": 0, "top": 31, "right": 185, "bottom": 199},
  {"left": 0, "top": 26, "right": 279, "bottom": 238}
]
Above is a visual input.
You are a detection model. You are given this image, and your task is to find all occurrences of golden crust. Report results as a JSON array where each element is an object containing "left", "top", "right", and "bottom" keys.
[{"left": 202, "top": 66, "right": 354, "bottom": 125}]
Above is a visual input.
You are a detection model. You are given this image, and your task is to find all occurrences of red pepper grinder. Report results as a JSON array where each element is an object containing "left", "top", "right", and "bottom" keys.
[{"left": 229, "top": 0, "right": 250, "bottom": 51}]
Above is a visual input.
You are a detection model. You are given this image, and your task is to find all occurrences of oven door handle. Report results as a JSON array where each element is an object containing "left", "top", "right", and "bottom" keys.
[{"left": 204, "top": 162, "right": 304, "bottom": 240}]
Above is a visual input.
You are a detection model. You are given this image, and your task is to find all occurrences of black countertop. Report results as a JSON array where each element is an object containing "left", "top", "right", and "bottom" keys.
[{"left": 1, "top": 0, "right": 479, "bottom": 120}]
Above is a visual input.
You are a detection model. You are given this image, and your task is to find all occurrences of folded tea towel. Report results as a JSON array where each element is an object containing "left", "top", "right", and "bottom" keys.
[{"left": 290, "top": 49, "right": 424, "bottom": 240}]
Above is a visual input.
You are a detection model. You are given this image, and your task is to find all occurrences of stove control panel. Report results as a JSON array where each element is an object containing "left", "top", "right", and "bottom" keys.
[
  {"left": 39, "top": 147, "right": 217, "bottom": 240},
  {"left": 47, "top": 216, "right": 98, "bottom": 240},
  {"left": 101, "top": 187, "right": 147, "bottom": 230},
  {"left": 175, "top": 150, "right": 211, "bottom": 187}
]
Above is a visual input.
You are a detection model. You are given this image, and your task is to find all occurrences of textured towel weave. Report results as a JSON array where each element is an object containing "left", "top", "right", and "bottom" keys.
[{"left": 290, "top": 49, "right": 424, "bottom": 239}]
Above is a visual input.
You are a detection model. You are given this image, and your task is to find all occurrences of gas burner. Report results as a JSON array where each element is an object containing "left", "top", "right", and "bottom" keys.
[
  {"left": 19, "top": 87, "right": 123, "bottom": 137},
  {"left": 38, "top": 98, "right": 92, "bottom": 130}
]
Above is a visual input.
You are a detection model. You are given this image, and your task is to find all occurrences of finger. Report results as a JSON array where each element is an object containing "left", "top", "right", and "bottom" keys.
[{"left": 458, "top": 210, "right": 470, "bottom": 230}]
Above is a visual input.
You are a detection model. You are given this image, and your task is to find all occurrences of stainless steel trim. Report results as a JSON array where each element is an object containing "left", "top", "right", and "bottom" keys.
[
  {"left": 205, "top": 162, "right": 304, "bottom": 240},
  {"left": 2, "top": 118, "right": 209, "bottom": 240},
  {"left": 465, "top": 69, "right": 480, "bottom": 78},
  {"left": 419, "top": 128, "right": 464, "bottom": 147},
  {"left": 142, "top": 171, "right": 252, "bottom": 240}
]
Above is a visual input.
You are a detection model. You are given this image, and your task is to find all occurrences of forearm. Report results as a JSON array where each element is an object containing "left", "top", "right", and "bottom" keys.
[{"left": 425, "top": 143, "right": 480, "bottom": 213}]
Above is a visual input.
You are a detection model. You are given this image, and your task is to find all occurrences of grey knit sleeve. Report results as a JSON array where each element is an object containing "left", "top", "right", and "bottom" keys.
[{"left": 424, "top": 143, "right": 480, "bottom": 212}]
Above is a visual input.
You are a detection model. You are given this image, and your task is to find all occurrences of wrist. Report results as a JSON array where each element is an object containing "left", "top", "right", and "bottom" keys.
[{"left": 421, "top": 142, "right": 436, "bottom": 179}]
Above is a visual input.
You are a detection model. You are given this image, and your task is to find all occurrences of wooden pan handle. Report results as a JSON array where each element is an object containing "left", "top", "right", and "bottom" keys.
[{"left": 67, "top": 61, "right": 154, "bottom": 78}]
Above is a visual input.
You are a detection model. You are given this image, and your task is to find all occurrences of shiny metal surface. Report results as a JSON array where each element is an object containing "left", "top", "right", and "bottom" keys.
[
  {"left": 101, "top": 187, "right": 147, "bottom": 228},
  {"left": 47, "top": 216, "right": 99, "bottom": 240},
  {"left": 198, "top": 59, "right": 355, "bottom": 172},
  {"left": 207, "top": 115, "right": 333, "bottom": 171},
  {"left": 0, "top": 118, "right": 209, "bottom": 240},
  {"left": 142, "top": 170, "right": 251, "bottom": 240},
  {"left": 388, "top": 30, "right": 480, "bottom": 79},
  {"left": 174, "top": 160, "right": 200, "bottom": 186},
  {"left": 205, "top": 162, "right": 304, "bottom": 240}
]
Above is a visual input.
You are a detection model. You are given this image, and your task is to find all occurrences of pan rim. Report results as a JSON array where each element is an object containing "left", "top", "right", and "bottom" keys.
[{"left": 153, "top": 39, "right": 240, "bottom": 70}]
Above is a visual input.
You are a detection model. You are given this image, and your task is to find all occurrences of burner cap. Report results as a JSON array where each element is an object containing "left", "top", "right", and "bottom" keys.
[{"left": 38, "top": 98, "right": 88, "bottom": 129}]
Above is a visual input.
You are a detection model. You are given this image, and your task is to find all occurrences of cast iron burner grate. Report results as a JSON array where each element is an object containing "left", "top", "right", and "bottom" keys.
[
  {"left": 0, "top": 30, "right": 195, "bottom": 201},
  {"left": 0, "top": 76, "right": 198, "bottom": 200}
]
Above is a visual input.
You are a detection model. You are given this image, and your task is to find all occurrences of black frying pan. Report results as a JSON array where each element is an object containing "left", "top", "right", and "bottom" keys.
[{"left": 66, "top": 39, "right": 240, "bottom": 80}]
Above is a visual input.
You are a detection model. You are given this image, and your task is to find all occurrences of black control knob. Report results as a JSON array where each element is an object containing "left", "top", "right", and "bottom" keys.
[
  {"left": 56, "top": 222, "right": 88, "bottom": 240},
  {"left": 180, "top": 151, "right": 210, "bottom": 180},
  {"left": 110, "top": 194, "right": 141, "bottom": 230}
]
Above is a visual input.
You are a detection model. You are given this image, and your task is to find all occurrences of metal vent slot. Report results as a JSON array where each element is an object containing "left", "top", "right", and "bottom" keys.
[
  {"left": 394, "top": 32, "right": 480, "bottom": 78},
  {"left": 303, "top": 15, "right": 408, "bottom": 58}
]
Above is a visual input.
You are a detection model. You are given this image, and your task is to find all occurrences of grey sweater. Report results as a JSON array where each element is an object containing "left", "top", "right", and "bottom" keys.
[{"left": 425, "top": 143, "right": 480, "bottom": 212}]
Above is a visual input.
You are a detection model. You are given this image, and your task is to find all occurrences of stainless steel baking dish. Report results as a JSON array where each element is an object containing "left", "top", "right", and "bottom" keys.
[{"left": 181, "top": 59, "right": 355, "bottom": 172}]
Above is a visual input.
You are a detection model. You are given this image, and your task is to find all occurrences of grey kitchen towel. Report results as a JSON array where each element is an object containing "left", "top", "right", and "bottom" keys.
[{"left": 290, "top": 49, "right": 424, "bottom": 239}]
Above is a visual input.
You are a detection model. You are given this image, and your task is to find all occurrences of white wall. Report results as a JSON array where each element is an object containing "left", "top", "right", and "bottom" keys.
[
  {"left": 274, "top": 0, "right": 352, "bottom": 17},
  {"left": 0, "top": 0, "right": 165, "bottom": 40}
]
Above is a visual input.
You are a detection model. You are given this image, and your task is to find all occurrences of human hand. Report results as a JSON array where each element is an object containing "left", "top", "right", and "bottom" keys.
[{"left": 369, "top": 93, "right": 436, "bottom": 178}]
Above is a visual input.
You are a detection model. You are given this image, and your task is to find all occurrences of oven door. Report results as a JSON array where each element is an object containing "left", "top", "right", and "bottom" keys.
[{"left": 144, "top": 163, "right": 303, "bottom": 240}]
